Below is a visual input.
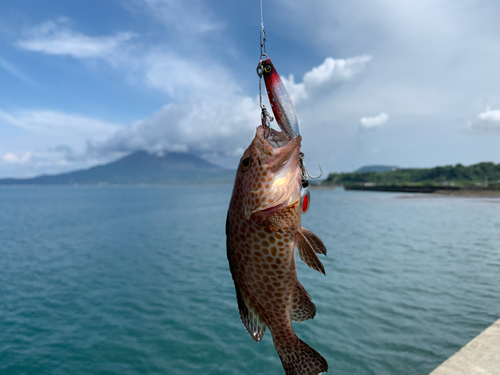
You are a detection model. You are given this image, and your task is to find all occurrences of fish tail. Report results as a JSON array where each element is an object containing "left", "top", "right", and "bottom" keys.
[{"left": 274, "top": 333, "right": 328, "bottom": 375}]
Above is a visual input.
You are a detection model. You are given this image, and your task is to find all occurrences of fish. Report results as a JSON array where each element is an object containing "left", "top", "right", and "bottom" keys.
[
  {"left": 226, "top": 123, "right": 328, "bottom": 374},
  {"left": 261, "top": 57, "right": 300, "bottom": 140}
]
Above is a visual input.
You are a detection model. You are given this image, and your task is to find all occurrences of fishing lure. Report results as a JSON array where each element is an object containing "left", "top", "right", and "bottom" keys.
[{"left": 261, "top": 58, "right": 300, "bottom": 140}]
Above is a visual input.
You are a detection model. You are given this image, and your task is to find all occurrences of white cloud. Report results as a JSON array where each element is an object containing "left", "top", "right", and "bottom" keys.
[
  {"left": 17, "top": 19, "right": 135, "bottom": 58},
  {"left": 87, "top": 55, "right": 371, "bottom": 163},
  {"left": 7, "top": 14, "right": 372, "bottom": 176},
  {"left": 0, "top": 49, "right": 372, "bottom": 177},
  {"left": 3, "top": 0, "right": 500, "bottom": 177},
  {"left": 16, "top": 18, "right": 235, "bottom": 102},
  {"left": 477, "top": 108, "right": 500, "bottom": 122},
  {"left": 128, "top": 0, "right": 223, "bottom": 34},
  {"left": 282, "top": 55, "right": 371, "bottom": 104},
  {"left": 87, "top": 95, "right": 259, "bottom": 163},
  {"left": 0, "top": 147, "right": 98, "bottom": 178},
  {"left": 0, "top": 109, "right": 125, "bottom": 175},
  {"left": 2, "top": 152, "right": 31, "bottom": 164},
  {"left": 0, "top": 109, "right": 121, "bottom": 138},
  {"left": 464, "top": 107, "right": 500, "bottom": 133},
  {"left": 141, "top": 50, "right": 239, "bottom": 98},
  {"left": 0, "top": 57, "right": 35, "bottom": 84},
  {"left": 359, "top": 113, "right": 389, "bottom": 129}
]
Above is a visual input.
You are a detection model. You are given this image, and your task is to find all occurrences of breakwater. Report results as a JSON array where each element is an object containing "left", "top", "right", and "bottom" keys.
[
  {"left": 430, "top": 318, "right": 500, "bottom": 375},
  {"left": 343, "top": 185, "right": 500, "bottom": 195}
]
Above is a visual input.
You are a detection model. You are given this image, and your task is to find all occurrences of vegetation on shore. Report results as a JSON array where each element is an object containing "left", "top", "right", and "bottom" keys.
[{"left": 322, "top": 162, "right": 500, "bottom": 188}]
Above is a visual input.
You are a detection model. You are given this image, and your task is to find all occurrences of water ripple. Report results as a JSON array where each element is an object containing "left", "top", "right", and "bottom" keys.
[{"left": 1, "top": 187, "right": 499, "bottom": 374}]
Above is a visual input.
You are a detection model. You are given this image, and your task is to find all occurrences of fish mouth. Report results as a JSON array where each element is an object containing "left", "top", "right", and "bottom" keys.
[
  {"left": 249, "top": 126, "right": 302, "bottom": 217},
  {"left": 259, "top": 124, "right": 290, "bottom": 149},
  {"left": 257, "top": 125, "right": 302, "bottom": 153},
  {"left": 256, "top": 125, "right": 301, "bottom": 173}
]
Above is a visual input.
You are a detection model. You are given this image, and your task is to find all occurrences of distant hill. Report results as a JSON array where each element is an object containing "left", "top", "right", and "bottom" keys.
[
  {"left": 323, "top": 162, "right": 500, "bottom": 187},
  {"left": 355, "top": 165, "right": 399, "bottom": 173},
  {"left": 0, "top": 151, "right": 236, "bottom": 185}
]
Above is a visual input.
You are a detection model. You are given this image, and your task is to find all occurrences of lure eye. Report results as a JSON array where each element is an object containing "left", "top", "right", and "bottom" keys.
[
  {"left": 240, "top": 155, "right": 251, "bottom": 171},
  {"left": 264, "top": 64, "right": 272, "bottom": 73}
]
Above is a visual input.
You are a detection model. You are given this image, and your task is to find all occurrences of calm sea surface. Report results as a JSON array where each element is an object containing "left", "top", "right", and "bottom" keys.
[{"left": 0, "top": 186, "right": 499, "bottom": 374}]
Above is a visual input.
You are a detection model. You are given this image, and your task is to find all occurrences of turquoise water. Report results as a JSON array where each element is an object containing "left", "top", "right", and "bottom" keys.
[{"left": 1, "top": 186, "right": 499, "bottom": 374}]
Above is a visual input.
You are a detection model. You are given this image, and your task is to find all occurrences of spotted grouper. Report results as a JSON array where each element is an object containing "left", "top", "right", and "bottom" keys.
[{"left": 226, "top": 125, "right": 328, "bottom": 374}]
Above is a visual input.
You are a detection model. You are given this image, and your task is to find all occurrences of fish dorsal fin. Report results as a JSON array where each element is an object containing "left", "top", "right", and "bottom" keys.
[
  {"left": 235, "top": 287, "right": 267, "bottom": 342},
  {"left": 291, "top": 282, "right": 316, "bottom": 322},
  {"left": 296, "top": 229, "right": 326, "bottom": 275}
]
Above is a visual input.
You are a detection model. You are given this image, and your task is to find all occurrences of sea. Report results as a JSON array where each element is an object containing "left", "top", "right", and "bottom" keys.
[{"left": 0, "top": 186, "right": 499, "bottom": 375}]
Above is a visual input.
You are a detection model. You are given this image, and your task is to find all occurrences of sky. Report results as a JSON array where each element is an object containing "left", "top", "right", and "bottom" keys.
[{"left": 1, "top": 0, "right": 500, "bottom": 178}]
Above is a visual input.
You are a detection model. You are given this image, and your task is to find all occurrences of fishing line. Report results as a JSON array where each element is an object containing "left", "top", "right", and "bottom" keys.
[
  {"left": 257, "top": 0, "right": 273, "bottom": 138},
  {"left": 260, "top": 0, "right": 264, "bottom": 31}
]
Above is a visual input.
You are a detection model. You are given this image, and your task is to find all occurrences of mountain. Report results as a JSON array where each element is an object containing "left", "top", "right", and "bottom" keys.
[
  {"left": 0, "top": 151, "right": 236, "bottom": 185},
  {"left": 355, "top": 165, "right": 399, "bottom": 173}
]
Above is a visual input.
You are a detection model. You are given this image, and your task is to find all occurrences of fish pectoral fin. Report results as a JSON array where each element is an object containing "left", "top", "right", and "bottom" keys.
[
  {"left": 234, "top": 285, "right": 267, "bottom": 342},
  {"left": 291, "top": 282, "right": 316, "bottom": 322},
  {"left": 300, "top": 227, "right": 327, "bottom": 255},
  {"left": 296, "top": 229, "right": 326, "bottom": 275},
  {"left": 266, "top": 202, "right": 299, "bottom": 231}
]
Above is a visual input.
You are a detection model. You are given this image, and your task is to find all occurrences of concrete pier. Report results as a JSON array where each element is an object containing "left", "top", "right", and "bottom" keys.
[{"left": 430, "top": 318, "right": 500, "bottom": 375}]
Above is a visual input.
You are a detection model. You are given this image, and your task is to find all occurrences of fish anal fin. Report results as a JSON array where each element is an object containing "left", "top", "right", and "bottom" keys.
[
  {"left": 235, "top": 285, "right": 267, "bottom": 342},
  {"left": 296, "top": 230, "right": 325, "bottom": 275},
  {"left": 301, "top": 227, "right": 327, "bottom": 255},
  {"left": 291, "top": 282, "right": 316, "bottom": 322}
]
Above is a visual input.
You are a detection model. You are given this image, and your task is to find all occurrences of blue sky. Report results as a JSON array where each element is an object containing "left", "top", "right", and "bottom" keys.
[{"left": 1, "top": 0, "right": 500, "bottom": 178}]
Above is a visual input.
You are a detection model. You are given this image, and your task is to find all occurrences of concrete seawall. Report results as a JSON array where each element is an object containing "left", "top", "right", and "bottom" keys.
[{"left": 430, "top": 318, "right": 500, "bottom": 375}]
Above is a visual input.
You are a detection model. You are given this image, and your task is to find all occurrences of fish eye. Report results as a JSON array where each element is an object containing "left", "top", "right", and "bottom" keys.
[
  {"left": 264, "top": 65, "right": 272, "bottom": 73},
  {"left": 240, "top": 155, "right": 251, "bottom": 171}
]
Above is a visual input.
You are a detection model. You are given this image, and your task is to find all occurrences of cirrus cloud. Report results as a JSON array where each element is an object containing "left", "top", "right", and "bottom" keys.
[
  {"left": 0, "top": 108, "right": 121, "bottom": 138},
  {"left": 17, "top": 18, "right": 136, "bottom": 59}
]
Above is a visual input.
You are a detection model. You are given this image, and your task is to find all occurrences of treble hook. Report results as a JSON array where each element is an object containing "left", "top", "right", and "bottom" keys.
[
  {"left": 308, "top": 165, "right": 323, "bottom": 179},
  {"left": 261, "top": 105, "right": 273, "bottom": 122},
  {"left": 261, "top": 105, "right": 273, "bottom": 138},
  {"left": 299, "top": 153, "right": 323, "bottom": 188}
]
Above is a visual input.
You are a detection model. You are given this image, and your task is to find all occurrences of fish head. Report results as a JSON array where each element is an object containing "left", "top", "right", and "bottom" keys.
[{"left": 233, "top": 125, "right": 302, "bottom": 220}]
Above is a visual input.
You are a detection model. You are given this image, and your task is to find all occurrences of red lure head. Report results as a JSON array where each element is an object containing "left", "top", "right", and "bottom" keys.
[{"left": 260, "top": 58, "right": 279, "bottom": 95}]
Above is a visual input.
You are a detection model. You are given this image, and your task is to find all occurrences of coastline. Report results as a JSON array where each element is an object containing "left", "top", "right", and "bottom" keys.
[
  {"left": 312, "top": 185, "right": 500, "bottom": 197},
  {"left": 433, "top": 190, "right": 500, "bottom": 197}
]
